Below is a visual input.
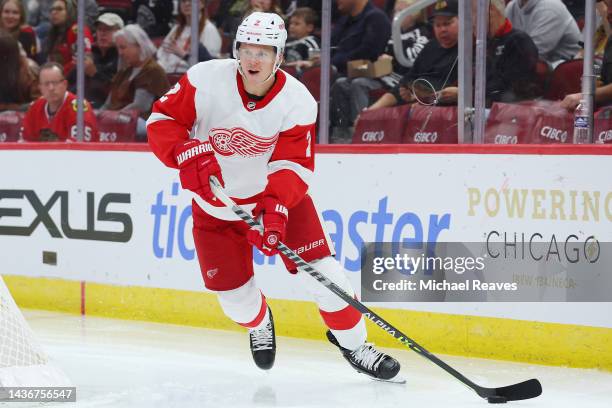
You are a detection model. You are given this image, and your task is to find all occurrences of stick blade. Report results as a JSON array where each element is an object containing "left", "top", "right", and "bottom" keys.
[{"left": 480, "top": 378, "right": 542, "bottom": 402}]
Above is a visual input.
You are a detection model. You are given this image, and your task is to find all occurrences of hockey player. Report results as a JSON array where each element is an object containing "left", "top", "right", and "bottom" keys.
[{"left": 146, "top": 12, "right": 400, "bottom": 381}]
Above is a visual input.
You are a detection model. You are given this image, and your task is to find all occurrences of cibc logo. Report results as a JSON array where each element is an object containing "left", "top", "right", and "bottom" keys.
[
  {"left": 540, "top": 126, "right": 568, "bottom": 142},
  {"left": 0, "top": 190, "right": 132, "bottom": 242},
  {"left": 361, "top": 131, "right": 384, "bottom": 142},
  {"left": 597, "top": 130, "right": 612, "bottom": 143},
  {"left": 414, "top": 132, "right": 438, "bottom": 143},
  {"left": 99, "top": 132, "right": 118, "bottom": 142},
  {"left": 494, "top": 134, "right": 518, "bottom": 144}
]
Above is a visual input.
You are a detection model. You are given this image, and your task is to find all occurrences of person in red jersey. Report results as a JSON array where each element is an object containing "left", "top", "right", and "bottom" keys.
[
  {"left": 146, "top": 12, "right": 401, "bottom": 381},
  {"left": 22, "top": 61, "right": 98, "bottom": 141}
]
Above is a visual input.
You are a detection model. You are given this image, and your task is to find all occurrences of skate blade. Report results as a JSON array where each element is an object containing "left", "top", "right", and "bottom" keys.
[{"left": 369, "top": 374, "right": 407, "bottom": 384}]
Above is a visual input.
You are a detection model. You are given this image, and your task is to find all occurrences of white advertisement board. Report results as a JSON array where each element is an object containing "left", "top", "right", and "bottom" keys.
[{"left": 0, "top": 148, "right": 610, "bottom": 327}]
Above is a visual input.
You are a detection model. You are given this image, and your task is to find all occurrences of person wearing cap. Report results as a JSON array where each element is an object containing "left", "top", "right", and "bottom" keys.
[
  {"left": 68, "top": 12, "right": 123, "bottom": 108},
  {"left": 366, "top": 0, "right": 460, "bottom": 111}
]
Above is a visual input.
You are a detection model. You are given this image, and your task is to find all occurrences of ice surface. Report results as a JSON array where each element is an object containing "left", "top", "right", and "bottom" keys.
[{"left": 16, "top": 310, "right": 612, "bottom": 408}]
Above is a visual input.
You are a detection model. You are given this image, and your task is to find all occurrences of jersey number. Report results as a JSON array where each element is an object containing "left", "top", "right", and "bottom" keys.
[{"left": 160, "top": 82, "right": 181, "bottom": 103}]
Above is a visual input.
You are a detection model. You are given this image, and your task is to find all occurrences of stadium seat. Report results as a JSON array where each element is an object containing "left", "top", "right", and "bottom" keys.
[
  {"left": 95, "top": 109, "right": 139, "bottom": 142},
  {"left": 485, "top": 101, "right": 574, "bottom": 144},
  {"left": 352, "top": 105, "right": 410, "bottom": 144},
  {"left": 594, "top": 106, "right": 612, "bottom": 144},
  {"left": 403, "top": 105, "right": 458, "bottom": 143},
  {"left": 0, "top": 110, "right": 25, "bottom": 142},
  {"left": 301, "top": 66, "right": 322, "bottom": 101},
  {"left": 544, "top": 59, "right": 583, "bottom": 101},
  {"left": 166, "top": 72, "right": 183, "bottom": 86}
]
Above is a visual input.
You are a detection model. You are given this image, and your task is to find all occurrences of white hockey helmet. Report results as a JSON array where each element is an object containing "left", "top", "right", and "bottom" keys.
[{"left": 233, "top": 12, "right": 287, "bottom": 75}]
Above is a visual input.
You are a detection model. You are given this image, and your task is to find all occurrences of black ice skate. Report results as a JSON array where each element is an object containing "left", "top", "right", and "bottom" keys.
[
  {"left": 326, "top": 330, "right": 404, "bottom": 383},
  {"left": 249, "top": 307, "right": 276, "bottom": 370}
]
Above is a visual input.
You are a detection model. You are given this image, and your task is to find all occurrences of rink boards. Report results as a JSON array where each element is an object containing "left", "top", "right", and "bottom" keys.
[{"left": 0, "top": 143, "right": 611, "bottom": 370}]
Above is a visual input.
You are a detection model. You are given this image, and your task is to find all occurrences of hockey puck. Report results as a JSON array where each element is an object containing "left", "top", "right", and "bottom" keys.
[{"left": 487, "top": 396, "right": 508, "bottom": 404}]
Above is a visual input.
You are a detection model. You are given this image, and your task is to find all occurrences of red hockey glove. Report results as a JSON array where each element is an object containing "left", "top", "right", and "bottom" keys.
[
  {"left": 174, "top": 139, "right": 224, "bottom": 201},
  {"left": 247, "top": 196, "right": 288, "bottom": 256}
]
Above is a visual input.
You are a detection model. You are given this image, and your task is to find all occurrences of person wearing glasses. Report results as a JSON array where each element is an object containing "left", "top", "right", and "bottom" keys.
[{"left": 21, "top": 61, "right": 98, "bottom": 141}]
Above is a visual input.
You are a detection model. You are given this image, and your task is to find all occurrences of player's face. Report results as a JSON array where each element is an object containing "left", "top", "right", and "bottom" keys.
[
  {"left": 238, "top": 44, "right": 277, "bottom": 83},
  {"left": 1, "top": 0, "right": 21, "bottom": 30},
  {"left": 289, "top": 16, "right": 312, "bottom": 39},
  {"left": 432, "top": 16, "right": 459, "bottom": 49},
  {"left": 49, "top": 0, "right": 67, "bottom": 26},
  {"left": 39, "top": 67, "right": 67, "bottom": 104},
  {"left": 116, "top": 36, "right": 142, "bottom": 67}
]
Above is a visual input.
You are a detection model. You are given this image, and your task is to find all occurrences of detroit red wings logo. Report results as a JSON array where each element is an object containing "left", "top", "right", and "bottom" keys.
[{"left": 209, "top": 127, "right": 278, "bottom": 157}]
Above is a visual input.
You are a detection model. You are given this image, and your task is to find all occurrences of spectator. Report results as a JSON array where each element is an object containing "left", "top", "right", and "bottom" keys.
[
  {"left": 505, "top": 0, "right": 581, "bottom": 66},
  {"left": 0, "top": 32, "right": 39, "bottom": 110},
  {"left": 0, "top": 0, "right": 38, "bottom": 59},
  {"left": 45, "top": 0, "right": 93, "bottom": 75},
  {"left": 157, "top": 0, "right": 222, "bottom": 73},
  {"left": 329, "top": 0, "right": 430, "bottom": 138},
  {"left": 477, "top": 0, "right": 540, "bottom": 105},
  {"left": 27, "top": 0, "right": 98, "bottom": 41},
  {"left": 68, "top": 12, "right": 123, "bottom": 108},
  {"left": 330, "top": 0, "right": 391, "bottom": 75},
  {"left": 22, "top": 61, "right": 98, "bottom": 141},
  {"left": 132, "top": 0, "right": 174, "bottom": 38},
  {"left": 367, "top": 0, "right": 458, "bottom": 111},
  {"left": 221, "top": 0, "right": 285, "bottom": 39},
  {"left": 284, "top": 6, "right": 320, "bottom": 68},
  {"left": 102, "top": 24, "right": 170, "bottom": 139},
  {"left": 562, "top": 0, "right": 612, "bottom": 110},
  {"left": 576, "top": 0, "right": 610, "bottom": 68}
]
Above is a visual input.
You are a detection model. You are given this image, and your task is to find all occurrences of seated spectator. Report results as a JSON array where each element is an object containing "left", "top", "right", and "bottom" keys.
[
  {"left": 562, "top": 0, "right": 612, "bottom": 110},
  {"left": 479, "top": 0, "right": 540, "bottom": 105},
  {"left": 329, "top": 0, "right": 430, "bottom": 140},
  {"left": 157, "top": 0, "right": 222, "bottom": 74},
  {"left": 221, "top": 0, "right": 285, "bottom": 39},
  {"left": 576, "top": 0, "right": 610, "bottom": 70},
  {"left": 284, "top": 6, "right": 320, "bottom": 68},
  {"left": 68, "top": 12, "right": 123, "bottom": 108},
  {"left": 0, "top": 0, "right": 38, "bottom": 60},
  {"left": 27, "top": 0, "right": 98, "bottom": 43},
  {"left": 367, "top": 0, "right": 458, "bottom": 111},
  {"left": 505, "top": 0, "right": 581, "bottom": 66},
  {"left": 330, "top": 0, "right": 391, "bottom": 75},
  {"left": 132, "top": 0, "right": 174, "bottom": 38},
  {"left": 0, "top": 32, "right": 39, "bottom": 111},
  {"left": 22, "top": 61, "right": 98, "bottom": 141},
  {"left": 45, "top": 0, "right": 93, "bottom": 75},
  {"left": 102, "top": 24, "right": 170, "bottom": 139}
]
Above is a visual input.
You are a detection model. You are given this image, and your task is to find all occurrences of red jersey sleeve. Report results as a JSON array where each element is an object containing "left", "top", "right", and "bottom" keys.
[
  {"left": 146, "top": 74, "right": 197, "bottom": 168},
  {"left": 265, "top": 122, "right": 316, "bottom": 208}
]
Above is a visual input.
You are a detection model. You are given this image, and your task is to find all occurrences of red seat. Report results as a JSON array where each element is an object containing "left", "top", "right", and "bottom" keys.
[
  {"left": 403, "top": 105, "right": 458, "bottom": 143},
  {"left": 301, "top": 66, "right": 322, "bottom": 101},
  {"left": 281, "top": 65, "right": 298, "bottom": 78},
  {"left": 352, "top": 105, "right": 410, "bottom": 144},
  {"left": 95, "top": 109, "right": 139, "bottom": 142},
  {"left": 166, "top": 72, "right": 183, "bottom": 86},
  {"left": 0, "top": 110, "right": 25, "bottom": 142},
  {"left": 485, "top": 101, "right": 574, "bottom": 144},
  {"left": 544, "top": 59, "right": 583, "bottom": 101},
  {"left": 594, "top": 106, "right": 612, "bottom": 144}
]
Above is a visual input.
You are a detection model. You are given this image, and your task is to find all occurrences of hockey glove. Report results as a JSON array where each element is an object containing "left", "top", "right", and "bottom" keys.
[
  {"left": 174, "top": 139, "right": 224, "bottom": 201},
  {"left": 247, "top": 196, "right": 288, "bottom": 256}
]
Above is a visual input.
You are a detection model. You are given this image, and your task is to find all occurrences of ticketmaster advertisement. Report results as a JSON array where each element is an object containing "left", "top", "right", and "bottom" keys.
[{"left": 0, "top": 148, "right": 611, "bottom": 324}]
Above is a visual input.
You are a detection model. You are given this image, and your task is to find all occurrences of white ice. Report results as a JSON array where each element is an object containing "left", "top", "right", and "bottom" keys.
[{"left": 15, "top": 310, "right": 612, "bottom": 408}]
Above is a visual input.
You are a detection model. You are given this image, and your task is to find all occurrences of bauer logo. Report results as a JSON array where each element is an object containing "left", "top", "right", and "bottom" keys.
[{"left": 0, "top": 189, "right": 132, "bottom": 242}]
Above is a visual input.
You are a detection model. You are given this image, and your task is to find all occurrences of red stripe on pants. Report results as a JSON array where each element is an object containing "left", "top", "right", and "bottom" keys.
[
  {"left": 319, "top": 304, "right": 361, "bottom": 330},
  {"left": 238, "top": 293, "right": 268, "bottom": 328}
]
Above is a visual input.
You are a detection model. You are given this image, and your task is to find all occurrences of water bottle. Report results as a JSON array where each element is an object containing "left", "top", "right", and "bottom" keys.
[{"left": 573, "top": 100, "right": 591, "bottom": 144}]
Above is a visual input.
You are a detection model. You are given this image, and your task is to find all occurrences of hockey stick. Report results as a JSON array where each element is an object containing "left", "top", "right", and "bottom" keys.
[{"left": 209, "top": 176, "right": 542, "bottom": 403}]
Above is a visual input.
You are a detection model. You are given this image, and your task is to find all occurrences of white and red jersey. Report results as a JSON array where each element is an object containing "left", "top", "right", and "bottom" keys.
[{"left": 147, "top": 59, "right": 317, "bottom": 220}]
